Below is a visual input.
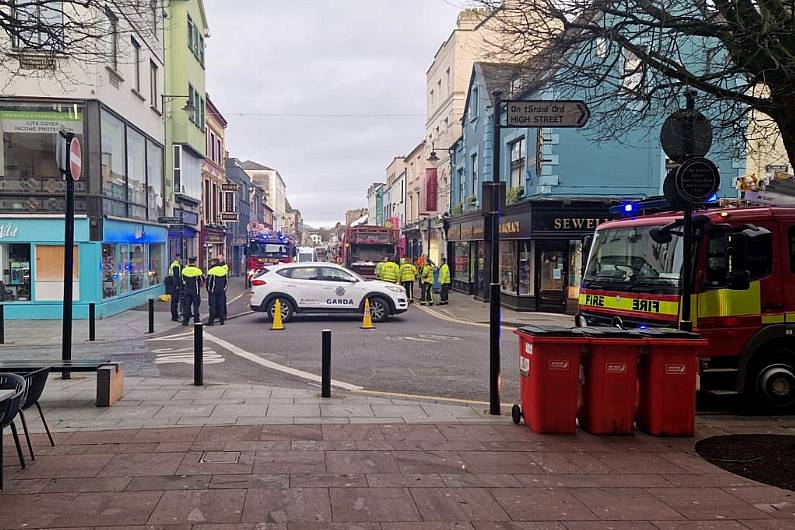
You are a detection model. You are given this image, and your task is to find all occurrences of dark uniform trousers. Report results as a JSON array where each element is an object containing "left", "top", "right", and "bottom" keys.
[
  {"left": 209, "top": 292, "right": 227, "bottom": 323},
  {"left": 207, "top": 267, "right": 229, "bottom": 325},
  {"left": 181, "top": 266, "right": 203, "bottom": 325},
  {"left": 171, "top": 287, "right": 182, "bottom": 320}
]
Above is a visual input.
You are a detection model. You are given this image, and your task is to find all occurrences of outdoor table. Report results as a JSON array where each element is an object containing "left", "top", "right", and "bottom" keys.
[{"left": 0, "top": 389, "right": 13, "bottom": 402}]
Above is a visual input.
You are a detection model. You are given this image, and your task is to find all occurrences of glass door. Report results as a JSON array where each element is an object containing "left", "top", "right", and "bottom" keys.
[{"left": 535, "top": 240, "right": 568, "bottom": 313}]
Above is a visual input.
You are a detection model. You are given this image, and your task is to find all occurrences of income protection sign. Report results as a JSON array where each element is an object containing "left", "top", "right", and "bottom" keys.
[{"left": 506, "top": 100, "right": 590, "bottom": 128}]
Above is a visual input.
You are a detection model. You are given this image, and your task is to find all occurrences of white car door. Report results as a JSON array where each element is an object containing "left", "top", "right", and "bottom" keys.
[
  {"left": 281, "top": 266, "right": 326, "bottom": 310},
  {"left": 319, "top": 267, "right": 363, "bottom": 309}
]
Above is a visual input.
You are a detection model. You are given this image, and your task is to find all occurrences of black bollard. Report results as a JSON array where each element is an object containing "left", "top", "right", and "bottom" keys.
[
  {"left": 194, "top": 323, "right": 203, "bottom": 386},
  {"left": 88, "top": 303, "right": 95, "bottom": 342},
  {"left": 0, "top": 304, "right": 5, "bottom": 345},
  {"left": 148, "top": 298, "right": 155, "bottom": 334},
  {"left": 321, "top": 329, "right": 331, "bottom": 398}
]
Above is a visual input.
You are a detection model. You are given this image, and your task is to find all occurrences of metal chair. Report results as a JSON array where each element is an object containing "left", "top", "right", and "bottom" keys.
[
  {"left": 0, "top": 373, "right": 27, "bottom": 492},
  {"left": 18, "top": 368, "right": 54, "bottom": 460}
]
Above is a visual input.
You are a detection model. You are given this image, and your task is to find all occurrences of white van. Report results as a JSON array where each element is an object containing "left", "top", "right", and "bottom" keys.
[{"left": 296, "top": 247, "right": 315, "bottom": 263}]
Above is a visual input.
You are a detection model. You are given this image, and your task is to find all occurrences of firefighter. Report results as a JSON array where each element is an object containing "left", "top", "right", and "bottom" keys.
[
  {"left": 420, "top": 260, "right": 435, "bottom": 306},
  {"left": 439, "top": 257, "right": 451, "bottom": 305},
  {"left": 374, "top": 257, "right": 388, "bottom": 280},
  {"left": 381, "top": 257, "right": 401, "bottom": 284},
  {"left": 166, "top": 254, "right": 183, "bottom": 322},
  {"left": 400, "top": 258, "right": 416, "bottom": 302},
  {"left": 181, "top": 257, "right": 204, "bottom": 326},
  {"left": 206, "top": 258, "right": 229, "bottom": 326}
]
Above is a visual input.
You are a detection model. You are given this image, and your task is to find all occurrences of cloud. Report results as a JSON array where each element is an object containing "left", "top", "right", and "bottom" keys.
[{"left": 204, "top": 0, "right": 462, "bottom": 227}]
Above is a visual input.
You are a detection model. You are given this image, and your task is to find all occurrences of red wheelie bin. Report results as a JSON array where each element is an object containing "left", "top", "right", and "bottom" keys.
[
  {"left": 579, "top": 327, "right": 645, "bottom": 435},
  {"left": 512, "top": 325, "right": 588, "bottom": 434},
  {"left": 635, "top": 328, "right": 708, "bottom": 436}
]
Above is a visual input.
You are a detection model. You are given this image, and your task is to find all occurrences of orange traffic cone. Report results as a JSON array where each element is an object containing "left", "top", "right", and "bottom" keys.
[
  {"left": 361, "top": 298, "right": 375, "bottom": 330},
  {"left": 271, "top": 299, "right": 285, "bottom": 331}
]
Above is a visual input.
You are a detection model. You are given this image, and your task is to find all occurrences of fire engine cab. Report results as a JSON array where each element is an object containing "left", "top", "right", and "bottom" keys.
[{"left": 578, "top": 201, "right": 795, "bottom": 412}]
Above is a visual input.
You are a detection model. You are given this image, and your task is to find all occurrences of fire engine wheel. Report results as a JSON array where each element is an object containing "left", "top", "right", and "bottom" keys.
[
  {"left": 368, "top": 297, "right": 389, "bottom": 323},
  {"left": 511, "top": 404, "right": 522, "bottom": 425},
  {"left": 267, "top": 297, "right": 294, "bottom": 323},
  {"left": 749, "top": 349, "right": 795, "bottom": 412}
]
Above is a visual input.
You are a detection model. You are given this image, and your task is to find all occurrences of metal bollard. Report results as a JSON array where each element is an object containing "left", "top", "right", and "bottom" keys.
[
  {"left": 0, "top": 304, "right": 5, "bottom": 345},
  {"left": 88, "top": 303, "right": 95, "bottom": 342},
  {"left": 194, "top": 323, "right": 203, "bottom": 386},
  {"left": 321, "top": 329, "right": 331, "bottom": 398},
  {"left": 148, "top": 298, "right": 155, "bottom": 334}
]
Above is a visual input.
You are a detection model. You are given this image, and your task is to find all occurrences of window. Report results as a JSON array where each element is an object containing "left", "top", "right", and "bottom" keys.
[
  {"left": 471, "top": 153, "right": 478, "bottom": 196},
  {"left": 146, "top": 140, "right": 164, "bottom": 219},
  {"left": 707, "top": 229, "right": 771, "bottom": 286},
  {"left": 568, "top": 240, "right": 583, "bottom": 298},
  {"left": 198, "top": 35, "right": 205, "bottom": 66},
  {"left": 131, "top": 37, "right": 141, "bottom": 92},
  {"left": 150, "top": 0, "right": 158, "bottom": 37},
  {"left": 36, "top": 245, "right": 78, "bottom": 301},
  {"left": 457, "top": 167, "right": 464, "bottom": 205},
  {"left": 224, "top": 191, "right": 235, "bottom": 213},
  {"left": 173, "top": 144, "right": 182, "bottom": 193},
  {"left": 445, "top": 67, "right": 451, "bottom": 93},
  {"left": 321, "top": 267, "right": 355, "bottom": 282},
  {"left": 0, "top": 244, "right": 31, "bottom": 301},
  {"left": 509, "top": 137, "right": 525, "bottom": 189},
  {"left": 149, "top": 61, "right": 159, "bottom": 110},
  {"left": 510, "top": 76, "right": 521, "bottom": 97},
  {"left": 188, "top": 84, "right": 196, "bottom": 123},
  {"left": 519, "top": 241, "right": 533, "bottom": 295},
  {"left": 453, "top": 242, "right": 470, "bottom": 282},
  {"left": 187, "top": 16, "right": 195, "bottom": 52},
  {"left": 499, "top": 241, "right": 518, "bottom": 294},
  {"left": 437, "top": 79, "right": 442, "bottom": 101},
  {"left": 198, "top": 96, "right": 205, "bottom": 129},
  {"left": 470, "top": 87, "right": 479, "bottom": 120},
  {"left": 126, "top": 127, "right": 147, "bottom": 217},
  {"left": 203, "top": 179, "right": 210, "bottom": 222},
  {"left": 622, "top": 49, "right": 644, "bottom": 93},
  {"left": 12, "top": 0, "right": 64, "bottom": 51},
  {"left": 148, "top": 243, "right": 164, "bottom": 286},
  {"left": 100, "top": 110, "right": 127, "bottom": 207},
  {"left": 212, "top": 182, "right": 218, "bottom": 222},
  {"left": 430, "top": 89, "right": 434, "bottom": 107},
  {"left": 107, "top": 9, "right": 119, "bottom": 71}
]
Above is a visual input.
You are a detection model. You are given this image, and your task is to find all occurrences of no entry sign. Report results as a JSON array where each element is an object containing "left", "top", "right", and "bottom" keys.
[{"left": 68, "top": 136, "right": 81, "bottom": 181}]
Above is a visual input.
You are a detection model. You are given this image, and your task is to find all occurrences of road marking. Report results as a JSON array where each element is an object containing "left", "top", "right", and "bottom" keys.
[
  {"left": 202, "top": 330, "right": 363, "bottom": 391},
  {"left": 146, "top": 331, "right": 194, "bottom": 341},
  {"left": 413, "top": 304, "right": 515, "bottom": 330},
  {"left": 154, "top": 347, "right": 226, "bottom": 365},
  {"left": 228, "top": 310, "right": 254, "bottom": 320},
  {"left": 227, "top": 291, "right": 247, "bottom": 305}
]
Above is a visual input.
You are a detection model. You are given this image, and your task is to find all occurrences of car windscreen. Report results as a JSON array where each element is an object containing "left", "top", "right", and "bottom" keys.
[{"left": 582, "top": 225, "right": 683, "bottom": 294}]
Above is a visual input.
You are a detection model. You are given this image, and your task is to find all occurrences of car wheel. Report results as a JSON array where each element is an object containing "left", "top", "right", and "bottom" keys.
[
  {"left": 267, "top": 297, "right": 294, "bottom": 323},
  {"left": 746, "top": 347, "right": 795, "bottom": 413},
  {"left": 368, "top": 297, "right": 390, "bottom": 323}
]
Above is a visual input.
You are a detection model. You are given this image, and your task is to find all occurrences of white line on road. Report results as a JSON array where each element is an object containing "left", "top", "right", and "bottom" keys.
[
  {"left": 403, "top": 336, "right": 437, "bottom": 343},
  {"left": 202, "top": 330, "right": 363, "bottom": 391},
  {"left": 413, "top": 304, "right": 515, "bottom": 331},
  {"left": 228, "top": 310, "right": 254, "bottom": 320},
  {"left": 227, "top": 291, "right": 248, "bottom": 305},
  {"left": 146, "top": 331, "right": 194, "bottom": 341}
]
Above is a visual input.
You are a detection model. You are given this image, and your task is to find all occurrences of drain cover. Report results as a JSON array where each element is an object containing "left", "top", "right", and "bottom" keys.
[{"left": 200, "top": 451, "right": 240, "bottom": 464}]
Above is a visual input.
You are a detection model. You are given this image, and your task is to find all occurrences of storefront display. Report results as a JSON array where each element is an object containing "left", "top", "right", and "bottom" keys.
[
  {"left": 102, "top": 242, "right": 164, "bottom": 299},
  {"left": 0, "top": 244, "right": 30, "bottom": 301},
  {"left": 453, "top": 242, "right": 470, "bottom": 282},
  {"left": 500, "top": 241, "right": 517, "bottom": 294}
]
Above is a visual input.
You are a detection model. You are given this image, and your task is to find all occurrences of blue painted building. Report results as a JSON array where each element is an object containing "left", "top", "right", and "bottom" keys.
[
  {"left": 225, "top": 158, "right": 253, "bottom": 277},
  {"left": 448, "top": 62, "right": 744, "bottom": 312}
]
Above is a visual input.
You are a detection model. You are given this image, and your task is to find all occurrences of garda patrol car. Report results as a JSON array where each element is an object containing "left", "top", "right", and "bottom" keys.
[{"left": 250, "top": 262, "right": 408, "bottom": 322}]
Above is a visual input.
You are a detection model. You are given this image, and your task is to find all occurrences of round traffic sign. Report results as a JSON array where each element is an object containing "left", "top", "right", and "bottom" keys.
[
  {"left": 660, "top": 109, "right": 713, "bottom": 162},
  {"left": 68, "top": 136, "right": 81, "bottom": 181},
  {"left": 675, "top": 157, "right": 720, "bottom": 203}
]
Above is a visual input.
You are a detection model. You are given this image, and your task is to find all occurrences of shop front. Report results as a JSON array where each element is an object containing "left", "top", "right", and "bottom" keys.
[
  {"left": 200, "top": 225, "right": 227, "bottom": 267},
  {"left": 449, "top": 200, "right": 610, "bottom": 313},
  {"left": 0, "top": 216, "right": 166, "bottom": 319}
]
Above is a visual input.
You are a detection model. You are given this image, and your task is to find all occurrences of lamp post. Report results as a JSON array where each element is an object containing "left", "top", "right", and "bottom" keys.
[{"left": 161, "top": 94, "right": 197, "bottom": 260}]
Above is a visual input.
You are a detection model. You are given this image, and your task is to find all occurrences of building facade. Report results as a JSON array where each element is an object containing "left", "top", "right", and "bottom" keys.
[
  {"left": 242, "top": 161, "right": 287, "bottom": 232},
  {"left": 165, "top": 0, "right": 209, "bottom": 262},
  {"left": 200, "top": 95, "right": 227, "bottom": 267},
  {"left": 224, "top": 158, "right": 252, "bottom": 276},
  {"left": 0, "top": 2, "right": 169, "bottom": 319},
  {"left": 449, "top": 61, "right": 744, "bottom": 313},
  {"left": 366, "top": 183, "right": 384, "bottom": 226}
]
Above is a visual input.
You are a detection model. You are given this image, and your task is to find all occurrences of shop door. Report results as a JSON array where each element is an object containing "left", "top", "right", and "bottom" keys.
[{"left": 535, "top": 241, "right": 568, "bottom": 313}]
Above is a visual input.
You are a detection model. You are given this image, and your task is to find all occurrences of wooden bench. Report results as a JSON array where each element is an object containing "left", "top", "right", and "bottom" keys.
[{"left": 0, "top": 360, "right": 124, "bottom": 407}]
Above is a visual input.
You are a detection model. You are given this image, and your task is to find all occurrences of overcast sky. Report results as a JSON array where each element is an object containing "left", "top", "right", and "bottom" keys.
[{"left": 204, "top": 0, "right": 466, "bottom": 228}]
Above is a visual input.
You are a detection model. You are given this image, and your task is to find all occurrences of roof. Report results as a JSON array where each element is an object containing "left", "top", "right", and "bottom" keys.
[
  {"left": 242, "top": 160, "right": 274, "bottom": 171},
  {"left": 205, "top": 95, "right": 228, "bottom": 128}
]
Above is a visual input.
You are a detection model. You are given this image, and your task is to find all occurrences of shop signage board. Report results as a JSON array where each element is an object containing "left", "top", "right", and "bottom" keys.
[
  {"left": 532, "top": 211, "right": 610, "bottom": 234},
  {"left": 158, "top": 216, "right": 182, "bottom": 224},
  {"left": 1, "top": 110, "right": 82, "bottom": 134},
  {"left": 505, "top": 100, "right": 590, "bottom": 128},
  {"left": 222, "top": 183, "right": 239, "bottom": 191},
  {"left": 220, "top": 212, "right": 239, "bottom": 222}
]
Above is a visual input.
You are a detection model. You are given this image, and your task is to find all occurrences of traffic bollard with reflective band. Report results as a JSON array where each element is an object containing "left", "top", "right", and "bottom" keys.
[
  {"left": 512, "top": 325, "right": 588, "bottom": 434},
  {"left": 635, "top": 328, "right": 707, "bottom": 436},
  {"left": 579, "top": 327, "right": 645, "bottom": 435}
]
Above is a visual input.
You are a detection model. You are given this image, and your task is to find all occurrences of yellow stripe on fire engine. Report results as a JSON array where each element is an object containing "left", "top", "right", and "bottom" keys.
[
  {"left": 696, "top": 281, "right": 761, "bottom": 319},
  {"left": 578, "top": 293, "right": 679, "bottom": 316}
]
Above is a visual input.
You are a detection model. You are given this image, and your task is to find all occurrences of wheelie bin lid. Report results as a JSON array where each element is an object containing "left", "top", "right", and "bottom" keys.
[
  {"left": 633, "top": 327, "right": 704, "bottom": 339},
  {"left": 579, "top": 326, "right": 644, "bottom": 339},
  {"left": 514, "top": 325, "right": 589, "bottom": 337}
]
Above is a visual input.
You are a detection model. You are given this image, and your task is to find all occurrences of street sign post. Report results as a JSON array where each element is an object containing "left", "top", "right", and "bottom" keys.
[
  {"left": 660, "top": 109, "right": 712, "bottom": 162},
  {"left": 56, "top": 131, "right": 80, "bottom": 374},
  {"left": 505, "top": 100, "right": 590, "bottom": 128}
]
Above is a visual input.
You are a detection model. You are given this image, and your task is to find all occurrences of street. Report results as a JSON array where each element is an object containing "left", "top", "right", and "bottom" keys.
[{"left": 149, "top": 290, "right": 522, "bottom": 406}]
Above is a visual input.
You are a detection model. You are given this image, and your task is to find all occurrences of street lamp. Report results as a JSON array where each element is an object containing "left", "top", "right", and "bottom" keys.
[{"left": 427, "top": 141, "right": 439, "bottom": 163}]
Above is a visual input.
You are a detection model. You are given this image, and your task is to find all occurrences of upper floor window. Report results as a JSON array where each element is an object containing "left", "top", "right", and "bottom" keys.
[
  {"left": 107, "top": 9, "right": 119, "bottom": 70},
  {"left": 12, "top": 0, "right": 64, "bottom": 51},
  {"left": 470, "top": 87, "right": 479, "bottom": 120},
  {"left": 150, "top": 0, "right": 159, "bottom": 38},
  {"left": 187, "top": 15, "right": 205, "bottom": 68},
  {"left": 509, "top": 76, "right": 521, "bottom": 97},
  {"left": 622, "top": 49, "right": 644, "bottom": 94},
  {"left": 149, "top": 60, "right": 159, "bottom": 111},
  {"left": 471, "top": 153, "right": 478, "bottom": 196},
  {"left": 509, "top": 137, "right": 526, "bottom": 189},
  {"left": 446, "top": 67, "right": 451, "bottom": 93},
  {"left": 131, "top": 37, "right": 141, "bottom": 92}
]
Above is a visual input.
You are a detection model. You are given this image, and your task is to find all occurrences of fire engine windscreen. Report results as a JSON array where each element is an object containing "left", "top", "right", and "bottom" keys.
[
  {"left": 249, "top": 242, "right": 290, "bottom": 258},
  {"left": 583, "top": 226, "right": 683, "bottom": 294}
]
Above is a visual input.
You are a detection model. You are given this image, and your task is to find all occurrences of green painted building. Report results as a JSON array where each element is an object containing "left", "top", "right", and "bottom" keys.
[{"left": 165, "top": 0, "right": 209, "bottom": 260}]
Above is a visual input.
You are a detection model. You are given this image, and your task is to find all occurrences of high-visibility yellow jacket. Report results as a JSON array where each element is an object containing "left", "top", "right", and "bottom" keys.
[
  {"left": 439, "top": 263, "right": 451, "bottom": 285},
  {"left": 374, "top": 261, "right": 385, "bottom": 279},
  {"left": 421, "top": 264, "right": 435, "bottom": 284},
  {"left": 400, "top": 261, "right": 416, "bottom": 282},
  {"left": 181, "top": 265, "right": 204, "bottom": 295},
  {"left": 382, "top": 261, "right": 400, "bottom": 283}
]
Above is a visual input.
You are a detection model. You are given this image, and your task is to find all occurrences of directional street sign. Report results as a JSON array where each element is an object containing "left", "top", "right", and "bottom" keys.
[{"left": 505, "top": 100, "right": 590, "bottom": 128}]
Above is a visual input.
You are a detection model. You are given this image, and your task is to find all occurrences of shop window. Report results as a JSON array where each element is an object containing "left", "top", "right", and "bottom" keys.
[
  {"left": 568, "top": 240, "right": 583, "bottom": 299},
  {"left": 147, "top": 140, "right": 164, "bottom": 220},
  {"left": 0, "top": 244, "right": 31, "bottom": 301},
  {"left": 102, "top": 244, "right": 118, "bottom": 298},
  {"left": 101, "top": 109, "right": 127, "bottom": 202},
  {"left": 474, "top": 242, "right": 486, "bottom": 293},
  {"left": 128, "top": 244, "right": 146, "bottom": 291},
  {"left": 519, "top": 241, "right": 533, "bottom": 296},
  {"left": 127, "top": 127, "right": 147, "bottom": 216},
  {"left": 35, "top": 245, "right": 78, "bottom": 301},
  {"left": 500, "top": 240, "right": 518, "bottom": 295},
  {"left": 453, "top": 242, "right": 470, "bottom": 282}
]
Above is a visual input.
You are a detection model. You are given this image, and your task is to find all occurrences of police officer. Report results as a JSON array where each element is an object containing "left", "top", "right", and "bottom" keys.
[
  {"left": 382, "top": 257, "right": 400, "bottom": 284},
  {"left": 181, "top": 257, "right": 203, "bottom": 326},
  {"left": 374, "top": 257, "right": 388, "bottom": 280},
  {"left": 400, "top": 258, "right": 416, "bottom": 302},
  {"left": 420, "top": 260, "right": 435, "bottom": 306},
  {"left": 166, "top": 254, "right": 183, "bottom": 321},
  {"left": 206, "top": 258, "right": 229, "bottom": 326},
  {"left": 438, "top": 257, "right": 451, "bottom": 305}
]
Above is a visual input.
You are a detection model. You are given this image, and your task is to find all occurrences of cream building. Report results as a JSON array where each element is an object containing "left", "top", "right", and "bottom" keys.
[{"left": 242, "top": 161, "right": 288, "bottom": 232}]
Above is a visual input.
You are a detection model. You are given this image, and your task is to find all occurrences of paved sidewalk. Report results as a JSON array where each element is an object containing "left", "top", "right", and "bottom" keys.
[{"left": 418, "top": 290, "right": 575, "bottom": 328}]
